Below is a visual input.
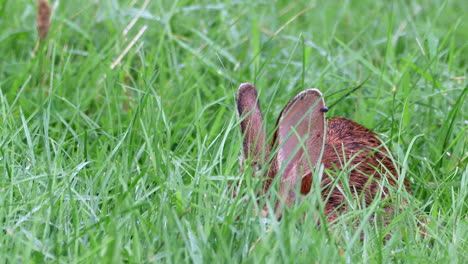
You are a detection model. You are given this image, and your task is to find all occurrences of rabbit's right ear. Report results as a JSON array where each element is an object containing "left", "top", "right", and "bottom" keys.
[
  {"left": 274, "top": 89, "right": 327, "bottom": 213},
  {"left": 237, "top": 83, "right": 270, "bottom": 174}
]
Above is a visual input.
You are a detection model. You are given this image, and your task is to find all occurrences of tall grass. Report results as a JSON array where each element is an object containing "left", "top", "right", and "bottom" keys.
[{"left": 0, "top": 0, "right": 466, "bottom": 262}]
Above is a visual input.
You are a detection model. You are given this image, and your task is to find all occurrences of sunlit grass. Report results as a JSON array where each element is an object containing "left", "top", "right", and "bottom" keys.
[{"left": 0, "top": 0, "right": 466, "bottom": 262}]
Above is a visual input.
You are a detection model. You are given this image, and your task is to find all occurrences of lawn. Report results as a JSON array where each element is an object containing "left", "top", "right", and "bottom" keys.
[{"left": 0, "top": 0, "right": 466, "bottom": 263}]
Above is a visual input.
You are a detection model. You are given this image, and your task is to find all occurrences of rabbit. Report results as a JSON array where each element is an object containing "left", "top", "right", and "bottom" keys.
[{"left": 236, "top": 83, "right": 410, "bottom": 221}]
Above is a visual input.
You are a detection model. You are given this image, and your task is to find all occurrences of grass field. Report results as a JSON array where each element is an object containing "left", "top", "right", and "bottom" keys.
[{"left": 1, "top": 0, "right": 467, "bottom": 262}]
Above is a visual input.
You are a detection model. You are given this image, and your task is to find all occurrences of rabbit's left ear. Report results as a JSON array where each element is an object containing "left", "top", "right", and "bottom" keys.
[
  {"left": 274, "top": 89, "right": 327, "bottom": 213},
  {"left": 237, "top": 83, "right": 270, "bottom": 175}
]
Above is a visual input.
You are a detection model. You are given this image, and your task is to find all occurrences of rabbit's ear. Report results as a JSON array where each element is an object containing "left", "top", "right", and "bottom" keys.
[
  {"left": 274, "top": 89, "right": 327, "bottom": 211},
  {"left": 237, "top": 83, "right": 270, "bottom": 174}
]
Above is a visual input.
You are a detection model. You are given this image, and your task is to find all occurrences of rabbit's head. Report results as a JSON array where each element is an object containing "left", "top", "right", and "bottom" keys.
[{"left": 237, "top": 83, "right": 328, "bottom": 216}]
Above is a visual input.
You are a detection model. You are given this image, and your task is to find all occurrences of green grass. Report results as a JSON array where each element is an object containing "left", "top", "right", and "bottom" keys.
[{"left": 0, "top": 0, "right": 467, "bottom": 262}]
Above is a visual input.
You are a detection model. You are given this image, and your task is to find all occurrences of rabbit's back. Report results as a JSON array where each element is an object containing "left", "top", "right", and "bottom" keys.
[
  {"left": 300, "top": 117, "right": 409, "bottom": 219},
  {"left": 324, "top": 117, "right": 398, "bottom": 187}
]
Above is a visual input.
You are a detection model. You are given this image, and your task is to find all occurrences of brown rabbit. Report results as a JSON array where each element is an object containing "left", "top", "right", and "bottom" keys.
[{"left": 237, "top": 83, "right": 410, "bottom": 220}]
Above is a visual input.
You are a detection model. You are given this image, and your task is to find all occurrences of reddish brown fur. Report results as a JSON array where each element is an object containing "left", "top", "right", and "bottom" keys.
[
  {"left": 299, "top": 117, "right": 410, "bottom": 220},
  {"left": 265, "top": 117, "right": 409, "bottom": 220}
]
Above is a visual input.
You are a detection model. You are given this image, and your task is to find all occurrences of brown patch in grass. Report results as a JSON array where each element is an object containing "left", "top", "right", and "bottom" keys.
[{"left": 37, "top": 0, "right": 51, "bottom": 41}]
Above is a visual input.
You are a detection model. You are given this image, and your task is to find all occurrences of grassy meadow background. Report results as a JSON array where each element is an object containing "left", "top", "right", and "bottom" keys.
[{"left": 1, "top": 0, "right": 467, "bottom": 262}]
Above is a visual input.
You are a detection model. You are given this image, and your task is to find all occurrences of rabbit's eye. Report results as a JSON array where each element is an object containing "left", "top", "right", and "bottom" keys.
[{"left": 320, "top": 106, "right": 329, "bottom": 112}]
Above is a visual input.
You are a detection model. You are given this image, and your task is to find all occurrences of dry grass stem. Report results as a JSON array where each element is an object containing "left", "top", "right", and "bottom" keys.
[{"left": 37, "top": 0, "right": 51, "bottom": 41}]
